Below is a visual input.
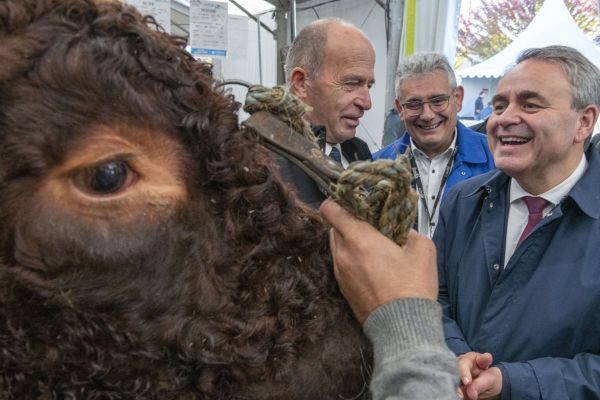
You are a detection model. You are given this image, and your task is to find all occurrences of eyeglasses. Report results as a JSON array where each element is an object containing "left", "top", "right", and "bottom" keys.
[{"left": 400, "top": 95, "right": 451, "bottom": 117}]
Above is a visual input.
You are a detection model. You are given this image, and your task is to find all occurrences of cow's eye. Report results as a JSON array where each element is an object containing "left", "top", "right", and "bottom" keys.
[
  {"left": 90, "top": 162, "right": 128, "bottom": 194},
  {"left": 74, "top": 161, "right": 135, "bottom": 196}
]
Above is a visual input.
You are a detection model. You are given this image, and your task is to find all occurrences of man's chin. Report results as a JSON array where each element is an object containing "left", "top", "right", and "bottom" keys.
[
  {"left": 495, "top": 158, "right": 528, "bottom": 178},
  {"left": 328, "top": 128, "right": 357, "bottom": 143}
]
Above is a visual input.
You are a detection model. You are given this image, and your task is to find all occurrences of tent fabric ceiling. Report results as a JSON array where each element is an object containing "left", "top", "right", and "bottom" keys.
[{"left": 457, "top": 0, "right": 600, "bottom": 78}]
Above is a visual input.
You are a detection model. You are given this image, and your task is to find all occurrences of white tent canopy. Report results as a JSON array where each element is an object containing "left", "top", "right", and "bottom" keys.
[{"left": 457, "top": 0, "right": 600, "bottom": 78}]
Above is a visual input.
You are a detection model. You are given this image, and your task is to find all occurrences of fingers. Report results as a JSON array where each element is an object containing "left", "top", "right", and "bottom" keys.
[
  {"left": 404, "top": 229, "right": 437, "bottom": 263},
  {"left": 328, "top": 227, "right": 337, "bottom": 269},
  {"left": 320, "top": 199, "right": 428, "bottom": 252},
  {"left": 475, "top": 352, "right": 493, "bottom": 370},
  {"left": 458, "top": 352, "right": 494, "bottom": 387},
  {"left": 328, "top": 227, "right": 343, "bottom": 284},
  {"left": 464, "top": 367, "right": 502, "bottom": 400},
  {"left": 458, "top": 352, "right": 476, "bottom": 386},
  {"left": 319, "top": 198, "right": 355, "bottom": 237},
  {"left": 320, "top": 198, "right": 386, "bottom": 245}
]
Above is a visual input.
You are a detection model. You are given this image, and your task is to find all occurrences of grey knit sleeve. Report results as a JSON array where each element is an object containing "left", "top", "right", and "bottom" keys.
[{"left": 363, "top": 298, "right": 459, "bottom": 400}]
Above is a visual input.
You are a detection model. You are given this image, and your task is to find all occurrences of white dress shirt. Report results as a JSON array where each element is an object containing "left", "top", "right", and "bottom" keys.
[
  {"left": 410, "top": 130, "right": 457, "bottom": 238},
  {"left": 504, "top": 154, "right": 588, "bottom": 263}
]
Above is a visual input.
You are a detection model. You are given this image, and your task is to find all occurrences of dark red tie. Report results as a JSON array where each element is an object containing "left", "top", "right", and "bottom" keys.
[{"left": 517, "top": 196, "right": 549, "bottom": 246}]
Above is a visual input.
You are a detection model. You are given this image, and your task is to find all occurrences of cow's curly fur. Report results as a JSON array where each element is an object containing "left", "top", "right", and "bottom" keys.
[{"left": 0, "top": 0, "right": 372, "bottom": 398}]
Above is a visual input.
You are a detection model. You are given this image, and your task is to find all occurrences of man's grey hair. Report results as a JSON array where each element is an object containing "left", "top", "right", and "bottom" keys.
[
  {"left": 284, "top": 18, "right": 359, "bottom": 83},
  {"left": 395, "top": 52, "right": 457, "bottom": 98},
  {"left": 516, "top": 45, "right": 600, "bottom": 110}
]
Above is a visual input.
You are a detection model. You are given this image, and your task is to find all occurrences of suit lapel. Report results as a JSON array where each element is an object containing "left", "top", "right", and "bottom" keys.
[{"left": 341, "top": 140, "right": 357, "bottom": 162}]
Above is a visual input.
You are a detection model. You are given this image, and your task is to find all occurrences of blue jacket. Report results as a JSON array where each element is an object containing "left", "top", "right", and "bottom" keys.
[
  {"left": 436, "top": 146, "right": 600, "bottom": 399},
  {"left": 373, "top": 122, "right": 495, "bottom": 197}
]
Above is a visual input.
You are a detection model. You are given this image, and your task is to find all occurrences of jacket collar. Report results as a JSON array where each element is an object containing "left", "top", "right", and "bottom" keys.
[
  {"left": 466, "top": 170, "right": 508, "bottom": 199},
  {"left": 467, "top": 147, "right": 600, "bottom": 219},
  {"left": 566, "top": 146, "right": 600, "bottom": 219},
  {"left": 455, "top": 121, "right": 490, "bottom": 164}
]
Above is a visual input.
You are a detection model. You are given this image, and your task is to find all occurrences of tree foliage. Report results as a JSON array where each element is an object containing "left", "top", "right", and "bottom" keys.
[{"left": 456, "top": 0, "right": 600, "bottom": 68}]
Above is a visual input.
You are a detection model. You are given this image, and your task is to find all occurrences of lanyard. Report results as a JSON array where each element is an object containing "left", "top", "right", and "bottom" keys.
[{"left": 408, "top": 146, "right": 458, "bottom": 232}]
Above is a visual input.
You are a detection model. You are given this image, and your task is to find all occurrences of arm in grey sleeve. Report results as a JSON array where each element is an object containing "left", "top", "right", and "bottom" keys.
[{"left": 363, "top": 298, "right": 459, "bottom": 400}]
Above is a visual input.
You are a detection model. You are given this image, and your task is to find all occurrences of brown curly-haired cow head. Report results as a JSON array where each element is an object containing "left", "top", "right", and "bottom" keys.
[{"left": 0, "top": 0, "right": 372, "bottom": 398}]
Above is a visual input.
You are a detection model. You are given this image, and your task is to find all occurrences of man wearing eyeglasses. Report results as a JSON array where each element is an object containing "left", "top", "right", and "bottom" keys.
[{"left": 373, "top": 52, "right": 494, "bottom": 237}]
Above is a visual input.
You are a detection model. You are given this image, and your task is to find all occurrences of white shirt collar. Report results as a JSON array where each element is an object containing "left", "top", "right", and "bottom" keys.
[
  {"left": 504, "top": 154, "right": 588, "bottom": 264},
  {"left": 509, "top": 154, "right": 588, "bottom": 206}
]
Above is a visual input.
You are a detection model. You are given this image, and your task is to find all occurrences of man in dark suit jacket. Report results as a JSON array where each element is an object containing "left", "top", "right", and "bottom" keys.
[{"left": 277, "top": 18, "right": 374, "bottom": 207}]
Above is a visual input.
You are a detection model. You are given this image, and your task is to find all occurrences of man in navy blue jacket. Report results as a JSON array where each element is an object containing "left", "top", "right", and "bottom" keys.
[
  {"left": 373, "top": 53, "right": 494, "bottom": 238},
  {"left": 437, "top": 45, "right": 600, "bottom": 399}
]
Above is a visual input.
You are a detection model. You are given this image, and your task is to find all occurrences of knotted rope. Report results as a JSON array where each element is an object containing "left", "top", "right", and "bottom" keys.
[
  {"left": 244, "top": 85, "right": 318, "bottom": 143},
  {"left": 332, "top": 158, "right": 417, "bottom": 246},
  {"left": 243, "top": 84, "right": 417, "bottom": 246}
]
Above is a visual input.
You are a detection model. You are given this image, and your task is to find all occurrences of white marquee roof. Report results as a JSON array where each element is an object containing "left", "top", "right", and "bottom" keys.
[{"left": 457, "top": 0, "right": 600, "bottom": 78}]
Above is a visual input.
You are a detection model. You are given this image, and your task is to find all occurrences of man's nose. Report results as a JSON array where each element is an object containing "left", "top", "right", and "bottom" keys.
[
  {"left": 493, "top": 103, "right": 521, "bottom": 127},
  {"left": 355, "top": 87, "right": 372, "bottom": 111},
  {"left": 419, "top": 102, "right": 436, "bottom": 119}
]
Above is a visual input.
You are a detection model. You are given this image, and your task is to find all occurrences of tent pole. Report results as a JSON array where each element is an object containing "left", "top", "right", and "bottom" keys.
[
  {"left": 229, "top": 0, "right": 275, "bottom": 36},
  {"left": 273, "top": 1, "right": 290, "bottom": 85},
  {"left": 289, "top": 0, "right": 297, "bottom": 42},
  {"left": 257, "top": 13, "right": 263, "bottom": 85},
  {"left": 385, "top": 0, "right": 405, "bottom": 113}
]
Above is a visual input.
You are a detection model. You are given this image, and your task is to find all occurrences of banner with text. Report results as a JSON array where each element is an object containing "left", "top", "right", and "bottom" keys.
[
  {"left": 125, "top": 0, "right": 171, "bottom": 34},
  {"left": 190, "top": 0, "right": 229, "bottom": 59}
]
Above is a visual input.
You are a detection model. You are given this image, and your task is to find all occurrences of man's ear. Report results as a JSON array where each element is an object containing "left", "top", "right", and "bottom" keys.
[
  {"left": 575, "top": 104, "right": 599, "bottom": 143},
  {"left": 454, "top": 85, "right": 465, "bottom": 113},
  {"left": 395, "top": 98, "right": 405, "bottom": 120},
  {"left": 290, "top": 67, "right": 309, "bottom": 100}
]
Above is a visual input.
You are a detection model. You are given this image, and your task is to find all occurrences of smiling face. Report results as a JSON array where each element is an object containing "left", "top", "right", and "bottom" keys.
[
  {"left": 396, "top": 70, "right": 463, "bottom": 158},
  {"left": 488, "top": 59, "right": 594, "bottom": 193},
  {"left": 302, "top": 24, "right": 375, "bottom": 144}
]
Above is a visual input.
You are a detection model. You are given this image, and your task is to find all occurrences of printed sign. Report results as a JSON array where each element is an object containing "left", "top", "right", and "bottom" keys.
[
  {"left": 189, "top": 0, "right": 229, "bottom": 58},
  {"left": 125, "top": 0, "right": 171, "bottom": 34}
]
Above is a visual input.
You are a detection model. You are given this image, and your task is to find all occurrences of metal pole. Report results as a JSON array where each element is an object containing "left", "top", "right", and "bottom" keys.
[
  {"left": 257, "top": 13, "right": 263, "bottom": 85},
  {"left": 385, "top": 0, "right": 405, "bottom": 113},
  {"left": 274, "top": 2, "right": 290, "bottom": 85},
  {"left": 229, "top": 0, "right": 275, "bottom": 36},
  {"left": 289, "top": 0, "right": 297, "bottom": 42}
]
